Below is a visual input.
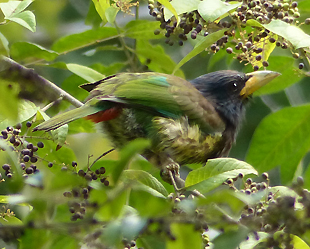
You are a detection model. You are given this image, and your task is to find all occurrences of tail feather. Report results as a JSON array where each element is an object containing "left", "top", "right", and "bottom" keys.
[{"left": 33, "top": 105, "right": 100, "bottom": 132}]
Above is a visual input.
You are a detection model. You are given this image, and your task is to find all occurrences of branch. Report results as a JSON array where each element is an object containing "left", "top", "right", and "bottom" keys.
[{"left": 0, "top": 56, "right": 83, "bottom": 108}]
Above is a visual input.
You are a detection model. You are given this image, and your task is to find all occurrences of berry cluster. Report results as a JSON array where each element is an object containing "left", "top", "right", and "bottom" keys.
[
  {"left": 63, "top": 165, "right": 108, "bottom": 221},
  {"left": 149, "top": 0, "right": 309, "bottom": 70}
]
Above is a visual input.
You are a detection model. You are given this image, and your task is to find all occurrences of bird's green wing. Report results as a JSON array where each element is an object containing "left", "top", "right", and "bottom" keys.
[{"left": 84, "top": 72, "right": 226, "bottom": 133}]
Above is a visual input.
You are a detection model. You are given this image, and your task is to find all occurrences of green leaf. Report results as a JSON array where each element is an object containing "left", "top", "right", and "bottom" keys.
[
  {"left": 158, "top": 0, "right": 179, "bottom": 22},
  {"left": 112, "top": 139, "right": 151, "bottom": 184},
  {"left": 136, "top": 40, "right": 184, "bottom": 78},
  {"left": 10, "top": 42, "right": 58, "bottom": 61},
  {"left": 123, "top": 169, "right": 168, "bottom": 198},
  {"left": 91, "top": 0, "right": 109, "bottom": 23},
  {"left": 263, "top": 20, "right": 310, "bottom": 49},
  {"left": 167, "top": 223, "right": 202, "bottom": 249},
  {"left": 0, "top": 79, "right": 19, "bottom": 121},
  {"left": 253, "top": 56, "right": 299, "bottom": 96},
  {"left": 163, "top": 0, "right": 200, "bottom": 21},
  {"left": 18, "top": 100, "right": 39, "bottom": 123},
  {"left": 213, "top": 227, "right": 249, "bottom": 249},
  {"left": 0, "top": 32, "right": 10, "bottom": 56},
  {"left": 66, "top": 63, "right": 104, "bottom": 82},
  {"left": 105, "top": 6, "right": 119, "bottom": 24},
  {"left": 125, "top": 20, "right": 163, "bottom": 40},
  {"left": 173, "top": 29, "right": 227, "bottom": 73},
  {"left": 246, "top": 104, "right": 310, "bottom": 183},
  {"left": 185, "top": 158, "right": 258, "bottom": 193},
  {"left": 198, "top": 0, "right": 241, "bottom": 22},
  {"left": 6, "top": 10, "right": 36, "bottom": 32},
  {"left": 52, "top": 27, "right": 118, "bottom": 53},
  {"left": 50, "top": 125, "right": 68, "bottom": 149},
  {"left": 291, "top": 234, "right": 310, "bottom": 249},
  {"left": 0, "top": 0, "right": 33, "bottom": 16}
]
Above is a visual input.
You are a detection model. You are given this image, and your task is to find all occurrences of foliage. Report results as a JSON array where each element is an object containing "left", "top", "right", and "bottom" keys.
[{"left": 0, "top": 0, "right": 310, "bottom": 248}]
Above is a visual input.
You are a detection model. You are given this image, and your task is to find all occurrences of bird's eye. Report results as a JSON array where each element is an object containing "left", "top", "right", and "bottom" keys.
[{"left": 233, "top": 82, "right": 238, "bottom": 87}]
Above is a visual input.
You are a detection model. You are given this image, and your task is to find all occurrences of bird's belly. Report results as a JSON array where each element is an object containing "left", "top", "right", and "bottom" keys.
[{"left": 99, "top": 108, "right": 228, "bottom": 166}]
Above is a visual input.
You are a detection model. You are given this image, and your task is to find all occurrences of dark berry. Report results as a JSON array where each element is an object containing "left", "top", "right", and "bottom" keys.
[
  {"left": 269, "top": 37, "right": 276, "bottom": 43},
  {"left": 26, "top": 143, "right": 33, "bottom": 150},
  {"left": 2, "top": 164, "right": 10, "bottom": 171},
  {"left": 72, "top": 161, "right": 77, "bottom": 167},
  {"left": 191, "top": 31, "right": 197, "bottom": 39},
  {"left": 299, "top": 63, "right": 304, "bottom": 69},
  {"left": 226, "top": 47, "right": 233, "bottom": 54},
  {"left": 291, "top": 2, "right": 297, "bottom": 8},
  {"left": 262, "top": 172, "right": 269, "bottom": 180},
  {"left": 26, "top": 122, "right": 32, "bottom": 128},
  {"left": 15, "top": 123, "right": 22, "bottom": 129},
  {"left": 78, "top": 170, "right": 85, "bottom": 177},
  {"left": 256, "top": 55, "right": 262, "bottom": 61},
  {"left": 20, "top": 163, "right": 26, "bottom": 170},
  {"left": 262, "top": 61, "right": 269, "bottom": 67},
  {"left": 30, "top": 157, "right": 37, "bottom": 163},
  {"left": 32, "top": 146, "right": 38, "bottom": 152},
  {"left": 13, "top": 129, "right": 20, "bottom": 135},
  {"left": 25, "top": 167, "right": 34, "bottom": 174},
  {"left": 37, "top": 142, "right": 44, "bottom": 148},
  {"left": 99, "top": 167, "right": 106, "bottom": 174},
  {"left": 6, "top": 126, "right": 13, "bottom": 132},
  {"left": 154, "top": 29, "right": 160, "bottom": 35},
  {"left": 61, "top": 166, "right": 68, "bottom": 171},
  {"left": 85, "top": 174, "right": 92, "bottom": 181},
  {"left": 22, "top": 149, "right": 30, "bottom": 155},
  {"left": 1, "top": 130, "right": 8, "bottom": 139},
  {"left": 9, "top": 136, "right": 16, "bottom": 144},
  {"left": 6, "top": 173, "right": 12, "bottom": 178},
  {"left": 204, "top": 32, "right": 208, "bottom": 36},
  {"left": 253, "top": 65, "right": 259, "bottom": 71},
  {"left": 23, "top": 155, "right": 30, "bottom": 162},
  {"left": 178, "top": 40, "right": 183, "bottom": 46},
  {"left": 104, "top": 180, "right": 109, "bottom": 186},
  {"left": 48, "top": 162, "right": 53, "bottom": 168},
  {"left": 305, "top": 18, "right": 310, "bottom": 25}
]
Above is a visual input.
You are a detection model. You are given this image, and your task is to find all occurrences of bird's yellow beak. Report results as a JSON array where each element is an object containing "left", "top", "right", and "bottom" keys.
[{"left": 240, "top": 71, "right": 281, "bottom": 98}]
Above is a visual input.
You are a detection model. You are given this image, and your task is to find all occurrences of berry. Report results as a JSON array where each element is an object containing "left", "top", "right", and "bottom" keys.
[
  {"left": 72, "top": 161, "right": 77, "bottom": 167},
  {"left": 27, "top": 143, "right": 33, "bottom": 150},
  {"left": 78, "top": 170, "right": 85, "bottom": 177},
  {"left": 299, "top": 63, "right": 304, "bottom": 69},
  {"left": 20, "top": 163, "right": 26, "bottom": 170},
  {"left": 9, "top": 136, "right": 16, "bottom": 144},
  {"left": 99, "top": 167, "right": 106, "bottom": 174},
  {"left": 262, "top": 61, "right": 269, "bottom": 67},
  {"left": 15, "top": 123, "right": 22, "bottom": 129},
  {"left": 305, "top": 18, "right": 310, "bottom": 25},
  {"left": 37, "top": 142, "right": 44, "bottom": 148},
  {"left": 226, "top": 47, "right": 233, "bottom": 54},
  {"left": 22, "top": 149, "right": 31, "bottom": 155},
  {"left": 32, "top": 146, "right": 38, "bottom": 152},
  {"left": 256, "top": 55, "right": 262, "bottom": 61},
  {"left": 154, "top": 29, "right": 160, "bottom": 35},
  {"left": 1, "top": 130, "right": 8, "bottom": 139},
  {"left": 13, "top": 129, "right": 20, "bottom": 135},
  {"left": 25, "top": 167, "right": 34, "bottom": 174},
  {"left": 7, "top": 126, "right": 13, "bottom": 132},
  {"left": 48, "top": 162, "right": 53, "bottom": 168},
  {"left": 2, "top": 164, "right": 10, "bottom": 171},
  {"left": 262, "top": 172, "right": 269, "bottom": 180},
  {"left": 23, "top": 155, "right": 30, "bottom": 162},
  {"left": 30, "top": 157, "right": 37, "bottom": 163},
  {"left": 253, "top": 65, "right": 259, "bottom": 71},
  {"left": 26, "top": 121, "right": 32, "bottom": 128}
]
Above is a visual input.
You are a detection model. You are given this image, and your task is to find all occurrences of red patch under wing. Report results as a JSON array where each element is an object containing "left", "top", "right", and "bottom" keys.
[{"left": 85, "top": 107, "right": 121, "bottom": 123}]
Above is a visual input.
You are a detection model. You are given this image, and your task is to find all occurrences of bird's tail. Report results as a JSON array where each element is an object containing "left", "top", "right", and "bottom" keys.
[{"left": 33, "top": 105, "right": 100, "bottom": 132}]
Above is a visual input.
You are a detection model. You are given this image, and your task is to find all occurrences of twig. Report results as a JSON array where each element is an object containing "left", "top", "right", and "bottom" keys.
[
  {"left": 0, "top": 56, "right": 83, "bottom": 108},
  {"left": 89, "top": 148, "right": 115, "bottom": 169}
]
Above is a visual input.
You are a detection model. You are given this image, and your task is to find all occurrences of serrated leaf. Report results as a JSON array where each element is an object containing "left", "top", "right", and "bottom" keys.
[
  {"left": 52, "top": 27, "right": 118, "bottom": 53},
  {"left": 125, "top": 20, "right": 163, "bottom": 40},
  {"left": 163, "top": 0, "right": 200, "bottom": 21},
  {"left": 18, "top": 100, "right": 39, "bottom": 123},
  {"left": 198, "top": 0, "right": 241, "bottom": 22},
  {"left": 185, "top": 158, "right": 258, "bottom": 193},
  {"left": 246, "top": 105, "right": 310, "bottom": 183},
  {"left": 66, "top": 63, "right": 104, "bottom": 82},
  {"left": 173, "top": 29, "right": 227, "bottom": 74},
  {"left": 123, "top": 169, "right": 168, "bottom": 197},
  {"left": 6, "top": 10, "right": 36, "bottom": 32},
  {"left": 263, "top": 20, "right": 310, "bottom": 49},
  {"left": 11, "top": 42, "right": 58, "bottom": 61}
]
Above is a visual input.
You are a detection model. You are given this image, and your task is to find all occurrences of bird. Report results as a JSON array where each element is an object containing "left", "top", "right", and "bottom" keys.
[{"left": 34, "top": 70, "right": 279, "bottom": 185}]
